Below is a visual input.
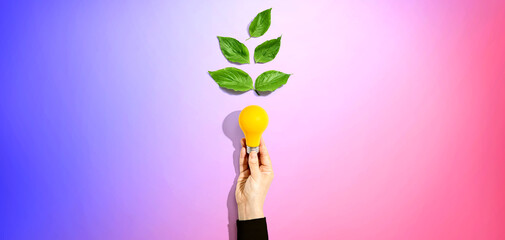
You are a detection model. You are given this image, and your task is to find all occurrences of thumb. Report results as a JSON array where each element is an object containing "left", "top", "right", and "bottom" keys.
[{"left": 248, "top": 151, "right": 261, "bottom": 179}]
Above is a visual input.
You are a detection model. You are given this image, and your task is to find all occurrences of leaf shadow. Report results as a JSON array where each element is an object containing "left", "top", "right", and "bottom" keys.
[
  {"left": 255, "top": 90, "right": 273, "bottom": 96},
  {"left": 222, "top": 110, "right": 243, "bottom": 240},
  {"left": 226, "top": 60, "right": 248, "bottom": 66},
  {"left": 255, "top": 83, "right": 289, "bottom": 96},
  {"left": 207, "top": 72, "right": 248, "bottom": 95},
  {"left": 220, "top": 87, "right": 248, "bottom": 95},
  {"left": 245, "top": 20, "right": 252, "bottom": 40}
]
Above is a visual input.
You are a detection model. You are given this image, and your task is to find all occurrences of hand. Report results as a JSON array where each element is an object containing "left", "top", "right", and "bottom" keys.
[{"left": 235, "top": 138, "right": 274, "bottom": 220}]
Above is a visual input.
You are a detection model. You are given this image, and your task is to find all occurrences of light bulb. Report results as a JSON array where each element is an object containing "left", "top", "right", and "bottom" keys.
[{"left": 239, "top": 105, "right": 269, "bottom": 153}]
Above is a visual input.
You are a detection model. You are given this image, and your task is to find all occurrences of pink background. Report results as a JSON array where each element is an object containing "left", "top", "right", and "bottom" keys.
[
  {"left": 210, "top": 1, "right": 505, "bottom": 239},
  {"left": 1, "top": 0, "right": 505, "bottom": 239}
]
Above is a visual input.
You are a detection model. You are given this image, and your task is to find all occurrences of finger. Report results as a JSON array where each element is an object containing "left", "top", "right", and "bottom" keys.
[
  {"left": 239, "top": 144, "right": 248, "bottom": 173},
  {"left": 259, "top": 138, "right": 272, "bottom": 167},
  {"left": 248, "top": 151, "right": 261, "bottom": 179},
  {"left": 241, "top": 138, "right": 246, "bottom": 148}
]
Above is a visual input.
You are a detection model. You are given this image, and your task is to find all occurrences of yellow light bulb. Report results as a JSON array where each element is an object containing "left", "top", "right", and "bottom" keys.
[{"left": 239, "top": 105, "right": 269, "bottom": 153}]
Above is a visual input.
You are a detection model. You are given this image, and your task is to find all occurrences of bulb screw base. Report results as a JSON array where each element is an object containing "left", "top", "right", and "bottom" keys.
[{"left": 247, "top": 146, "right": 259, "bottom": 154}]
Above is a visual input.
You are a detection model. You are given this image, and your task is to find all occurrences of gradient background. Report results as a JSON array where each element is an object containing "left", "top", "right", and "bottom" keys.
[{"left": 1, "top": 0, "right": 505, "bottom": 239}]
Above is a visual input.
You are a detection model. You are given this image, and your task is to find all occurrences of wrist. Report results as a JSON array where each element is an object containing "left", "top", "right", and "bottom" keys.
[{"left": 237, "top": 203, "right": 264, "bottom": 220}]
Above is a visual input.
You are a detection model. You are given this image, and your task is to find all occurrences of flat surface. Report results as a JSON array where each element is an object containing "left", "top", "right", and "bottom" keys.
[{"left": 1, "top": 0, "right": 505, "bottom": 239}]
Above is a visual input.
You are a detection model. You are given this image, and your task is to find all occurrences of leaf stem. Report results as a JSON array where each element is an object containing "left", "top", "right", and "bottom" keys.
[{"left": 255, "top": 90, "right": 260, "bottom": 95}]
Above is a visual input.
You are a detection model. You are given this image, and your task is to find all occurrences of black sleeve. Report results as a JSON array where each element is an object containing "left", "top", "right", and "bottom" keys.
[{"left": 236, "top": 217, "right": 268, "bottom": 240}]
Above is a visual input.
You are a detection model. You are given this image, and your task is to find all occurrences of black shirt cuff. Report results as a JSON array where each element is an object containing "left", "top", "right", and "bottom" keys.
[{"left": 237, "top": 217, "right": 268, "bottom": 240}]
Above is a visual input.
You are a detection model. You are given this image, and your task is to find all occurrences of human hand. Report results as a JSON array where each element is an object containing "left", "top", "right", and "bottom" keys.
[{"left": 235, "top": 138, "right": 274, "bottom": 220}]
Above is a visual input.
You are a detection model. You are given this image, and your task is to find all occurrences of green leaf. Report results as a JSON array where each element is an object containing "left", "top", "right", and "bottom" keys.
[
  {"left": 248, "top": 8, "right": 272, "bottom": 38},
  {"left": 208, "top": 67, "right": 253, "bottom": 91},
  {"left": 254, "top": 70, "right": 291, "bottom": 91},
  {"left": 217, "top": 36, "right": 250, "bottom": 64},
  {"left": 254, "top": 36, "right": 281, "bottom": 63}
]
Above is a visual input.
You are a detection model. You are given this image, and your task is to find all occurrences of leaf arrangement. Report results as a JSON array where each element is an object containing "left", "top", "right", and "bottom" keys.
[{"left": 209, "top": 8, "right": 291, "bottom": 94}]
